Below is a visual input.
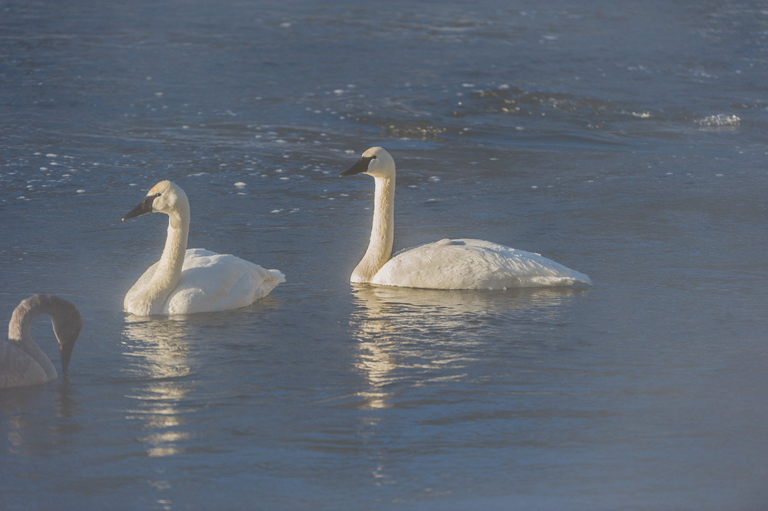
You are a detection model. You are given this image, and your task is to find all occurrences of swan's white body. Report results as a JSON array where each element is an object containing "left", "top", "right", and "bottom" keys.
[
  {"left": 1, "top": 294, "right": 82, "bottom": 389},
  {"left": 341, "top": 147, "right": 591, "bottom": 290},
  {"left": 372, "top": 238, "right": 590, "bottom": 289},
  {"left": 125, "top": 248, "right": 284, "bottom": 315},
  {"left": 122, "top": 181, "right": 284, "bottom": 316}
]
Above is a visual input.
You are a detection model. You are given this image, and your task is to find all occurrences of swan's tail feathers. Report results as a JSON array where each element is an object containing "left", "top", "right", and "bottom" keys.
[
  {"left": 268, "top": 269, "right": 286, "bottom": 283},
  {"left": 572, "top": 271, "right": 592, "bottom": 286},
  {"left": 239, "top": 266, "right": 284, "bottom": 305},
  {"left": 522, "top": 268, "right": 591, "bottom": 288}
]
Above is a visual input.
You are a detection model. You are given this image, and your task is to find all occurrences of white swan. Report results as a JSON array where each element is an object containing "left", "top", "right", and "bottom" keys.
[
  {"left": 340, "top": 147, "right": 591, "bottom": 289},
  {"left": 121, "top": 180, "right": 285, "bottom": 316},
  {"left": 1, "top": 294, "right": 82, "bottom": 389}
]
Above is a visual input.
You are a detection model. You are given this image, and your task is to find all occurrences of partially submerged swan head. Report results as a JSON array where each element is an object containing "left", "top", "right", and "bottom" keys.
[
  {"left": 50, "top": 299, "right": 82, "bottom": 374},
  {"left": 340, "top": 147, "right": 395, "bottom": 180},
  {"left": 121, "top": 180, "right": 190, "bottom": 224}
]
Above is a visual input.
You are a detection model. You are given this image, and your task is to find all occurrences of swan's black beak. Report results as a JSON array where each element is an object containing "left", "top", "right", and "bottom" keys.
[
  {"left": 53, "top": 311, "right": 81, "bottom": 376},
  {"left": 340, "top": 156, "right": 373, "bottom": 177},
  {"left": 60, "top": 341, "right": 75, "bottom": 375},
  {"left": 122, "top": 194, "right": 156, "bottom": 221}
]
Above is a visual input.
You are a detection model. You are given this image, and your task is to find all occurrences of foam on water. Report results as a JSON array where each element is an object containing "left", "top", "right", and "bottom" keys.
[{"left": 696, "top": 113, "right": 741, "bottom": 127}]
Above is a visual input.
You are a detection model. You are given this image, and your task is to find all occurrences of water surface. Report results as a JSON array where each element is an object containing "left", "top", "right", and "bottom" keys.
[{"left": 1, "top": 1, "right": 767, "bottom": 510}]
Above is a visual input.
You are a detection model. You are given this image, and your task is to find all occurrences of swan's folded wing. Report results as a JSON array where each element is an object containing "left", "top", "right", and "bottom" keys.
[
  {"left": 373, "top": 239, "right": 590, "bottom": 289},
  {"left": 0, "top": 342, "right": 49, "bottom": 389},
  {"left": 164, "top": 249, "right": 284, "bottom": 314}
]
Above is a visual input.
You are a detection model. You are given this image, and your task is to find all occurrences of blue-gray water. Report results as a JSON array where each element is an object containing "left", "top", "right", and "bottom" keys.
[{"left": 1, "top": 1, "right": 767, "bottom": 510}]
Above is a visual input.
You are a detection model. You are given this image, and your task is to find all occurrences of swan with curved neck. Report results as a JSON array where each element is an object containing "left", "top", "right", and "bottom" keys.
[
  {"left": 1, "top": 294, "right": 82, "bottom": 389},
  {"left": 341, "top": 147, "right": 591, "bottom": 289},
  {"left": 122, "top": 180, "right": 285, "bottom": 315}
]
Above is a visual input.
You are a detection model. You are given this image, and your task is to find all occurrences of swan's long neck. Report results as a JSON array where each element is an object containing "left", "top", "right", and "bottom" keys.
[
  {"left": 7, "top": 295, "right": 70, "bottom": 381},
  {"left": 352, "top": 174, "right": 395, "bottom": 283},
  {"left": 144, "top": 210, "right": 189, "bottom": 313}
]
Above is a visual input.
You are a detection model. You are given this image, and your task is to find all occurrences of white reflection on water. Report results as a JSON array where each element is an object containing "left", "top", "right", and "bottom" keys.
[
  {"left": 3, "top": 412, "right": 33, "bottom": 456},
  {"left": 121, "top": 318, "right": 192, "bottom": 458},
  {"left": 349, "top": 285, "right": 587, "bottom": 410},
  {"left": 0, "top": 379, "right": 80, "bottom": 457}
]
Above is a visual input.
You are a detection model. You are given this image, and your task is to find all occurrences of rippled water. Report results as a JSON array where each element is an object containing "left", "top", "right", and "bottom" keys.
[{"left": 2, "top": 1, "right": 767, "bottom": 510}]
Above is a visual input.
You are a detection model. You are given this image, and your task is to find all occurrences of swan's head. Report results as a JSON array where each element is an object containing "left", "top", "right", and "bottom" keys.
[
  {"left": 122, "top": 180, "right": 189, "bottom": 221},
  {"left": 340, "top": 147, "right": 395, "bottom": 179},
  {"left": 51, "top": 300, "right": 82, "bottom": 375}
]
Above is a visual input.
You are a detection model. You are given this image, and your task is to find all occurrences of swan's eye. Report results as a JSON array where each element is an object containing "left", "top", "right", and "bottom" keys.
[
  {"left": 371, "top": 155, "right": 377, "bottom": 160},
  {"left": 155, "top": 193, "right": 162, "bottom": 198}
]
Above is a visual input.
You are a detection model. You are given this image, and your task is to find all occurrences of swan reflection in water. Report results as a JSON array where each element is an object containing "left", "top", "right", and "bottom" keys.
[
  {"left": 349, "top": 285, "right": 588, "bottom": 410},
  {"left": 0, "top": 380, "right": 80, "bottom": 458},
  {"left": 122, "top": 317, "right": 193, "bottom": 458}
]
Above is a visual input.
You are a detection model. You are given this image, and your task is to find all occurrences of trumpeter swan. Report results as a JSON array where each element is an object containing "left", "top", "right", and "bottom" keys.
[
  {"left": 340, "top": 147, "right": 591, "bottom": 289},
  {"left": 1, "top": 294, "right": 82, "bottom": 389},
  {"left": 121, "top": 180, "right": 284, "bottom": 315}
]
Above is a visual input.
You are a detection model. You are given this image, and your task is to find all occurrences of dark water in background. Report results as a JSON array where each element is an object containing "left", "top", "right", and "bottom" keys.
[{"left": 1, "top": 1, "right": 767, "bottom": 509}]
